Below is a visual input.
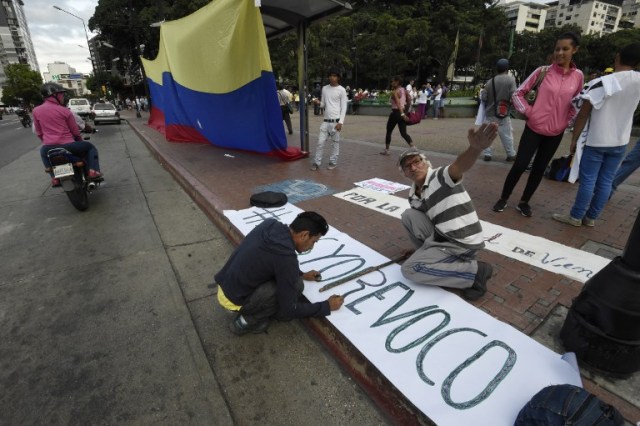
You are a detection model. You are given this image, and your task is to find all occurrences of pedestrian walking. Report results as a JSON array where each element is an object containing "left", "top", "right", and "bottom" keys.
[
  {"left": 493, "top": 32, "right": 584, "bottom": 218},
  {"left": 277, "top": 84, "right": 293, "bottom": 135},
  {"left": 553, "top": 43, "right": 640, "bottom": 227},
  {"left": 380, "top": 75, "right": 414, "bottom": 156},
  {"left": 311, "top": 68, "right": 348, "bottom": 170},
  {"left": 481, "top": 58, "right": 517, "bottom": 162},
  {"left": 417, "top": 84, "right": 429, "bottom": 119}
]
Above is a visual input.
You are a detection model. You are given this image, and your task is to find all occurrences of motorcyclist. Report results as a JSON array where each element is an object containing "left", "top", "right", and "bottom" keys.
[{"left": 32, "top": 83, "right": 103, "bottom": 187}]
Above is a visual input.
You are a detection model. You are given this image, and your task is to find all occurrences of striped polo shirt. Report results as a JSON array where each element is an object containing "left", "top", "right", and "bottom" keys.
[{"left": 408, "top": 166, "right": 485, "bottom": 249}]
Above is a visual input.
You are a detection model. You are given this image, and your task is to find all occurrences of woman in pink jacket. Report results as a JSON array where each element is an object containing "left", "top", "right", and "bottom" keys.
[{"left": 493, "top": 32, "right": 583, "bottom": 217}]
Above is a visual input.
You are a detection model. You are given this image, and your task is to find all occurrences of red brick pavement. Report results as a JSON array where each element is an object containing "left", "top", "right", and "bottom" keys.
[{"left": 124, "top": 110, "right": 639, "bottom": 422}]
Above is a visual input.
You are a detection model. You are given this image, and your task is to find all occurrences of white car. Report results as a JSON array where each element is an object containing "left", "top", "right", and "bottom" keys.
[
  {"left": 91, "top": 102, "right": 120, "bottom": 125},
  {"left": 68, "top": 98, "right": 92, "bottom": 117}
]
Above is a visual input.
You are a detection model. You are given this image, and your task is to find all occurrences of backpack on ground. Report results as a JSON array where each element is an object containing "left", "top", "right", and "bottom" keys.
[{"left": 545, "top": 155, "right": 573, "bottom": 182}]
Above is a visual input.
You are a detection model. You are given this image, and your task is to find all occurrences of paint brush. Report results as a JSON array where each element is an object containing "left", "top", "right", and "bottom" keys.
[{"left": 318, "top": 253, "right": 409, "bottom": 293}]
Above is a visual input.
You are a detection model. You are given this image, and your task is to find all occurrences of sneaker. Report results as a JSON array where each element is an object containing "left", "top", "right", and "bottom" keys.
[
  {"left": 493, "top": 199, "right": 507, "bottom": 212},
  {"left": 517, "top": 202, "right": 532, "bottom": 217},
  {"left": 506, "top": 156, "right": 516, "bottom": 162},
  {"left": 310, "top": 163, "right": 319, "bottom": 171},
  {"left": 88, "top": 169, "right": 103, "bottom": 179},
  {"left": 229, "top": 314, "right": 269, "bottom": 336},
  {"left": 51, "top": 178, "right": 61, "bottom": 187},
  {"left": 327, "top": 162, "right": 337, "bottom": 170},
  {"left": 552, "top": 213, "right": 582, "bottom": 227},
  {"left": 582, "top": 217, "right": 596, "bottom": 227},
  {"left": 463, "top": 261, "right": 492, "bottom": 301},
  {"left": 484, "top": 155, "right": 492, "bottom": 162}
]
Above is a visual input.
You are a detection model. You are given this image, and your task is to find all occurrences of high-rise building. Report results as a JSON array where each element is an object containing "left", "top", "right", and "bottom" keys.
[
  {"left": 547, "top": 0, "right": 623, "bottom": 36},
  {"left": 620, "top": 0, "right": 640, "bottom": 28},
  {"left": 0, "top": 0, "right": 39, "bottom": 96},
  {"left": 498, "top": 0, "right": 550, "bottom": 33}
]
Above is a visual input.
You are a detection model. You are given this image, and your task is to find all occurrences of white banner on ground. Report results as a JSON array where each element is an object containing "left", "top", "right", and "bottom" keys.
[
  {"left": 223, "top": 204, "right": 581, "bottom": 426},
  {"left": 354, "top": 177, "right": 410, "bottom": 194},
  {"left": 333, "top": 187, "right": 610, "bottom": 283}
]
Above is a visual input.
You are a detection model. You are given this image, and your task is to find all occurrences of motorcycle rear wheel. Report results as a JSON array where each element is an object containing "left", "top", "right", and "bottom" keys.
[{"left": 65, "top": 180, "right": 89, "bottom": 211}]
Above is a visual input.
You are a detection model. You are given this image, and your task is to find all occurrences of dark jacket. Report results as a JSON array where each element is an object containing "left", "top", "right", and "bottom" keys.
[{"left": 215, "top": 219, "right": 330, "bottom": 319}]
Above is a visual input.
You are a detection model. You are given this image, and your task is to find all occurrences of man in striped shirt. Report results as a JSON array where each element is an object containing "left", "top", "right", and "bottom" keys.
[{"left": 399, "top": 123, "right": 498, "bottom": 300}]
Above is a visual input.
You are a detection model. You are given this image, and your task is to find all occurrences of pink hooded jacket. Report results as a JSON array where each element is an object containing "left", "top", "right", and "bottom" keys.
[{"left": 512, "top": 63, "right": 583, "bottom": 136}]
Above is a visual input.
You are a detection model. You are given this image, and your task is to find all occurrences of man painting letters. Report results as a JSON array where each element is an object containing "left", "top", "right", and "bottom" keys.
[{"left": 215, "top": 211, "right": 344, "bottom": 335}]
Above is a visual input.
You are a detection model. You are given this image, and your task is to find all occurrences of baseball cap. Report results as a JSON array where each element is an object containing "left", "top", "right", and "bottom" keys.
[
  {"left": 496, "top": 58, "right": 509, "bottom": 72},
  {"left": 397, "top": 147, "right": 423, "bottom": 168},
  {"left": 604, "top": 67, "right": 614, "bottom": 74}
]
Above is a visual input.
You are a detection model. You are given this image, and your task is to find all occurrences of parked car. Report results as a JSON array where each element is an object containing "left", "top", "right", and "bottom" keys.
[
  {"left": 68, "top": 98, "right": 92, "bottom": 117},
  {"left": 91, "top": 102, "right": 120, "bottom": 125}
]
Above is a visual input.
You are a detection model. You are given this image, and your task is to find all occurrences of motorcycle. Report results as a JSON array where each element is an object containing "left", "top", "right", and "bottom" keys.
[
  {"left": 47, "top": 146, "right": 102, "bottom": 211},
  {"left": 16, "top": 109, "right": 32, "bottom": 128}
]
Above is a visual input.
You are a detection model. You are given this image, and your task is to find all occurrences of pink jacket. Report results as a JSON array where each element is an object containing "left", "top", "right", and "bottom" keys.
[
  {"left": 512, "top": 63, "right": 583, "bottom": 136},
  {"left": 33, "top": 97, "right": 82, "bottom": 145}
]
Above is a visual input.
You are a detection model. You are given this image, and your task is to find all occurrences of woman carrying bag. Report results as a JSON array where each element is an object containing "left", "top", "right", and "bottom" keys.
[{"left": 493, "top": 32, "right": 584, "bottom": 217}]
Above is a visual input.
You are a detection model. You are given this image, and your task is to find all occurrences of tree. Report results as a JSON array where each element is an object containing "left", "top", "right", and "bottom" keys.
[{"left": 1, "top": 64, "right": 43, "bottom": 106}]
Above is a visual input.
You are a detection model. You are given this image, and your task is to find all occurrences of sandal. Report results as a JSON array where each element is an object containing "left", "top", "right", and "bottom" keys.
[{"left": 379, "top": 149, "right": 390, "bottom": 156}]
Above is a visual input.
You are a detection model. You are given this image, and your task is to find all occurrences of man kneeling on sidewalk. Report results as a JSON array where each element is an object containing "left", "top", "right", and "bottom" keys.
[
  {"left": 399, "top": 123, "right": 498, "bottom": 300},
  {"left": 214, "top": 211, "right": 344, "bottom": 335}
]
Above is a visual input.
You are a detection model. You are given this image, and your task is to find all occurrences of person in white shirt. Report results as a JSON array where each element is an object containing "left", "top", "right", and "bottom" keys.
[
  {"left": 417, "top": 84, "right": 429, "bottom": 119},
  {"left": 553, "top": 43, "right": 640, "bottom": 227},
  {"left": 311, "top": 69, "right": 348, "bottom": 171},
  {"left": 406, "top": 79, "right": 414, "bottom": 94}
]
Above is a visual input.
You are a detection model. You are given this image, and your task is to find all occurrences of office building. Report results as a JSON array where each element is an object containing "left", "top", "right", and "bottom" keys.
[{"left": 42, "top": 61, "right": 88, "bottom": 96}]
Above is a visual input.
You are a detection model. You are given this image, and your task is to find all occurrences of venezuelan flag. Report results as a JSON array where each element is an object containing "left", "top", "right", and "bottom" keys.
[{"left": 142, "top": 0, "right": 303, "bottom": 160}]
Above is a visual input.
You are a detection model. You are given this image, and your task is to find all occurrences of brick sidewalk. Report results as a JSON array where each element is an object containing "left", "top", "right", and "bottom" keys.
[{"left": 124, "top": 110, "right": 640, "bottom": 422}]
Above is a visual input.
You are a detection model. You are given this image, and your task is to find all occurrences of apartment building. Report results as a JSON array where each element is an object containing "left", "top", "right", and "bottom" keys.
[
  {"left": 0, "top": 0, "right": 39, "bottom": 96},
  {"left": 547, "top": 0, "right": 623, "bottom": 36},
  {"left": 499, "top": 0, "right": 550, "bottom": 32},
  {"left": 621, "top": 0, "right": 640, "bottom": 28}
]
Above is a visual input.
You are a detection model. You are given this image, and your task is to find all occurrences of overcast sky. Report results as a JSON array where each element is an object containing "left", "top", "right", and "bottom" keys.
[{"left": 23, "top": 0, "right": 99, "bottom": 75}]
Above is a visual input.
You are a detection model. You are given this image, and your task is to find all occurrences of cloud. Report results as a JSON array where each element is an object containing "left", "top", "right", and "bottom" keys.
[{"left": 22, "top": 0, "right": 99, "bottom": 75}]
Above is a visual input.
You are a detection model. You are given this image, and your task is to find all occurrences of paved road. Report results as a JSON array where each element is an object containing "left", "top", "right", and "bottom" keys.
[
  {"left": 0, "top": 121, "right": 388, "bottom": 425},
  {"left": 0, "top": 113, "right": 39, "bottom": 168}
]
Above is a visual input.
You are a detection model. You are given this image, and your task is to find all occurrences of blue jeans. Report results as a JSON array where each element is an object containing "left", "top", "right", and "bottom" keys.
[
  {"left": 611, "top": 138, "right": 640, "bottom": 191},
  {"left": 570, "top": 145, "right": 626, "bottom": 220},
  {"left": 515, "top": 384, "right": 623, "bottom": 425},
  {"left": 40, "top": 141, "right": 101, "bottom": 174}
]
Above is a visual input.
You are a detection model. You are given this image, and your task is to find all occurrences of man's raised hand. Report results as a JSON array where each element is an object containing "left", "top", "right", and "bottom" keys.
[{"left": 468, "top": 122, "right": 498, "bottom": 151}]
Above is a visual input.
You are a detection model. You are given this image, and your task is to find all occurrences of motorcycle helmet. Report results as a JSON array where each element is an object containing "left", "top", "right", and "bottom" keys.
[{"left": 41, "top": 82, "right": 67, "bottom": 98}]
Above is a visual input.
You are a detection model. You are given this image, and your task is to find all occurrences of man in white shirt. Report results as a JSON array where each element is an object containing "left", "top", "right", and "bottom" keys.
[
  {"left": 311, "top": 69, "right": 348, "bottom": 170},
  {"left": 553, "top": 43, "right": 640, "bottom": 227}
]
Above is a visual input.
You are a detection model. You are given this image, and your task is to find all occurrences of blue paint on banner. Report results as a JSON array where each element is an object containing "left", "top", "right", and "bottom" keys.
[{"left": 254, "top": 179, "right": 335, "bottom": 204}]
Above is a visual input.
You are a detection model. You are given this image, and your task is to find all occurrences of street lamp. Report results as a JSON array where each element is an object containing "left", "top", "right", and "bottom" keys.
[{"left": 53, "top": 5, "right": 95, "bottom": 75}]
